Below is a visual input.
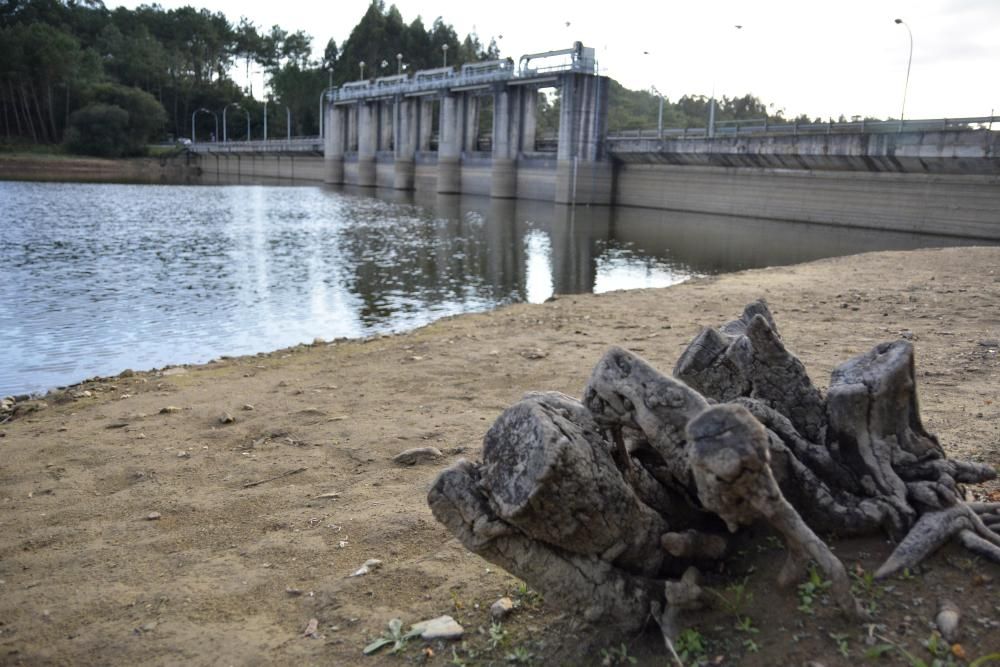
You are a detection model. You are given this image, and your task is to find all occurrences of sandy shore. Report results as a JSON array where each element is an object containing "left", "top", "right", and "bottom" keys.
[{"left": 2, "top": 246, "right": 999, "bottom": 666}]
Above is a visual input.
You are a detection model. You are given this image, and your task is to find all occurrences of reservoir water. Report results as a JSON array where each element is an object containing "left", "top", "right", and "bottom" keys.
[{"left": 0, "top": 180, "right": 988, "bottom": 396}]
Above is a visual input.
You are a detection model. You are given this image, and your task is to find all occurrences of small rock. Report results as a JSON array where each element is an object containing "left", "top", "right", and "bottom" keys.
[
  {"left": 146, "top": 512, "right": 162, "bottom": 521},
  {"left": 349, "top": 558, "right": 383, "bottom": 577},
  {"left": 411, "top": 615, "right": 464, "bottom": 641},
  {"left": 978, "top": 340, "right": 1000, "bottom": 348},
  {"left": 177, "top": 451, "right": 190, "bottom": 459},
  {"left": 159, "top": 406, "right": 181, "bottom": 414},
  {"left": 285, "top": 587, "right": 303, "bottom": 597},
  {"left": 119, "top": 369, "right": 135, "bottom": 378},
  {"left": 519, "top": 347, "right": 548, "bottom": 360},
  {"left": 393, "top": 447, "right": 443, "bottom": 466},
  {"left": 219, "top": 412, "right": 235, "bottom": 424},
  {"left": 302, "top": 617, "right": 319, "bottom": 639},
  {"left": 242, "top": 404, "right": 255, "bottom": 411},
  {"left": 936, "top": 599, "right": 961, "bottom": 643},
  {"left": 490, "top": 597, "right": 515, "bottom": 621}
]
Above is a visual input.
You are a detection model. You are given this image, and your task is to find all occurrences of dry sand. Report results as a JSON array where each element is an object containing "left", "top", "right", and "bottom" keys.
[{"left": 2, "top": 246, "right": 1000, "bottom": 666}]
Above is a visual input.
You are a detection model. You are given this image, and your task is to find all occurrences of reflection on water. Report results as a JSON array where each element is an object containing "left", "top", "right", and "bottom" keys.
[{"left": 0, "top": 180, "right": 987, "bottom": 395}]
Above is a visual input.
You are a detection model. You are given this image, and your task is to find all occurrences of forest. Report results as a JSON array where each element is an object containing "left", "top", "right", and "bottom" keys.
[{"left": 0, "top": 0, "right": 828, "bottom": 158}]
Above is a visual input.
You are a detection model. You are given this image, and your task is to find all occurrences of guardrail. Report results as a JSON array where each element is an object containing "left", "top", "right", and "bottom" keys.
[
  {"left": 328, "top": 49, "right": 596, "bottom": 104},
  {"left": 606, "top": 115, "right": 999, "bottom": 142},
  {"left": 188, "top": 137, "right": 322, "bottom": 153}
]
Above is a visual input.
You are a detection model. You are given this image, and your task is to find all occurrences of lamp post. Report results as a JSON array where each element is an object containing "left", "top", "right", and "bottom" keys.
[
  {"left": 191, "top": 107, "right": 216, "bottom": 143},
  {"left": 286, "top": 106, "right": 291, "bottom": 140},
  {"left": 359, "top": 60, "right": 365, "bottom": 80},
  {"left": 397, "top": 53, "right": 403, "bottom": 75},
  {"left": 442, "top": 44, "right": 448, "bottom": 68},
  {"left": 894, "top": 18, "right": 913, "bottom": 131},
  {"left": 650, "top": 85, "right": 664, "bottom": 139},
  {"left": 319, "top": 88, "right": 327, "bottom": 138},
  {"left": 263, "top": 99, "right": 268, "bottom": 141},
  {"left": 222, "top": 102, "right": 242, "bottom": 142}
]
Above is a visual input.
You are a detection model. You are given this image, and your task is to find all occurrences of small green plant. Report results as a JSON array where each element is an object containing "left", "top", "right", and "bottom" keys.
[
  {"left": 735, "top": 615, "right": 758, "bottom": 635},
  {"left": 829, "top": 632, "right": 850, "bottom": 658},
  {"left": 743, "top": 638, "right": 760, "bottom": 653},
  {"left": 851, "top": 567, "right": 883, "bottom": 614},
  {"left": 797, "top": 566, "right": 832, "bottom": 614},
  {"left": 675, "top": 628, "right": 708, "bottom": 664},
  {"left": 489, "top": 622, "right": 509, "bottom": 650},
  {"left": 363, "top": 618, "right": 421, "bottom": 655},
  {"left": 505, "top": 645, "right": 534, "bottom": 663},
  {"left": 511, "top": 581, "right": 543, "bottom": 608},
  {"left": 600, "top": 643, "right": 638, "bottom": 666},
  {"left": 710, "top": 578, "right": 753, "bottom": 616}
]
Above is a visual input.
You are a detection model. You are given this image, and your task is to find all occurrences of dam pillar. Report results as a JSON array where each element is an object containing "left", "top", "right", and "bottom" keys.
[
  {"left": 394, "top": 97, "right": 416, "bottom": 190},
  {"left": 418, "top": 99, "right": 434, "bottom": 151},
  {"left": 323, "top": 102, "right": 345, "bottom": 184},
  {"left": 522, "top": 87, "right": 538, "bottom": 152},
  {"left": 462, "top": 94, "right": 480, "bottom": 152},
  {"left": 554, "top": 73, "right": 613, "bottom": 205},
  {"left": 491, "top": 86, "right": 521, "bottom": 198},
  {"left": 378, "top": 101, "right": 393, "bottom": 150},
  {"left": 357, "top": 100, "right": 377, "bottom": 187},
  {"left": 437, "top": 93, "right": 461, "bottom": 194}
]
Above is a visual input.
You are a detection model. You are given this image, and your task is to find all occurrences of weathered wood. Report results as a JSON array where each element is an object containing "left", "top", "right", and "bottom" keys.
[{"left": 427, "top": 301, "right": 1000, "bottom": 638}]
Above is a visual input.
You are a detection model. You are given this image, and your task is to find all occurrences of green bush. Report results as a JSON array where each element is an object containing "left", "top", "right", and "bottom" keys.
[
  {"left": 64, "top": 103, "right": 131, "bottom": 157},
  {"left": 88, "top": 83, "right": 168, "bottom": 152}
]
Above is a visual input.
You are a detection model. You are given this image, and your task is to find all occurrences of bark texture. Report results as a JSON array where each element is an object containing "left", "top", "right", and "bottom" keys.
[{"left": 428, "top": 300, "right": 999, "bottom": 637}]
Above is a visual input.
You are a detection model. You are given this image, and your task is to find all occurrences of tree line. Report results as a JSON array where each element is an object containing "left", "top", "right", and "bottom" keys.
[{"left": 0, "top": 0, "right": 498, "bottom": 156}]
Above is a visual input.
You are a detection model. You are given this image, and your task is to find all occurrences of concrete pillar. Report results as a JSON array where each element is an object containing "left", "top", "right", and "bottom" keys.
[
  {"left": 437, "top": 94, "right": 461, "bottom": 194},
  {"left": 555, "top": 74, "right": 613, "bottom": 205},
  {"left": 463, "top": 94, "right": 480, "bottom": 152},
  {"left": 348, "top": 105, "right": 358, "bottom": 151},
  {"left": 357, "top": 101, "right": 376, "bottom": 187},
  {"left": 394, "top": 98, "right": 416, "bottom": 190},
  {"left": 378, "top": 101, "right": 393, "bottom": 150},
  {"left": 491, "top": 86, "right": 520, "bottom": 199},
  {"left": 522, "top": 88, "right": 538, "bottom": 152},
  {"left": 324, "top": 103, "right": 345, "bottom": 184},
  {"left": 418, "top": 99, "right": 434, "bottom": 151}
]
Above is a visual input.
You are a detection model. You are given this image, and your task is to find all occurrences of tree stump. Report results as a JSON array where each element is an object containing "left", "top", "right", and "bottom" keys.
[{"left": 428, "top": 300, "right": 1000, "bottom": 640}]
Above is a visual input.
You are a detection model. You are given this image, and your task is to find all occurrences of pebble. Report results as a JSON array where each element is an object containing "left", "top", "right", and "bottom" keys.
[
  {"left": 410, "top": 615, "right": 464, "bottom": 641},
  {"left": 392, "top": 447, "right": 443, "bottom": 466},
  {"left": 159, "top": 406, "right": 181, "bottom": 414},
  {"left": 349, "top": 558, "right": 383, "bottom": 577},
  {"left": 242, "top": 404, "right": 255, "bottom": 411},
  {"left": 936, "top": 599, "right": 961, "bottom": 643},
  {"left": 490, "top": 596, "right": 515, "bottom": 621},
  {"left": 978, "top": 340, "right": 1000, "bottom": 348},
  {"left": 146, "top": 512, "right": 162, "bottom": 521},
  {"left": 519, "top": 347, "right": 548, "bottom": 360},
  {"left": 177, "top": 451, "right": 190, "bottom": 459},
  {"left": 219, "top": 412, "right": 235, "bottom": 424},
  {"left": 119, "top": 369, "right": 135, "bottom": 378}
]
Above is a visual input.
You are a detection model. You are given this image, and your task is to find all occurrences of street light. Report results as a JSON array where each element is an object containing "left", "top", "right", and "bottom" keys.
[
  {"left": 359, "top": 60, "right": 365, "bottom": 80},
  {"left": 191, "top": 107, "right": 217, "bottom": 143},
  {"left": 894, "top": 18, "right": 913, "bottom": 131},
  {"left": 222, "top": 102, "right": 248, "bottom": 142},
  {"left": 442, "top": 44, "right": 448, "bottom": 68},
  {"left": 397, "top": 53, "right": 403, "bottom": 75},
  {"left": 650, "top": 86, "right": 664, "bottom": 139}
]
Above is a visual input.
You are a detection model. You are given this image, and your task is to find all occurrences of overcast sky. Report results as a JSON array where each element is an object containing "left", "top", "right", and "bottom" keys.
[{"left": 111, "top": 0, "right": 999, "bottom": 122}]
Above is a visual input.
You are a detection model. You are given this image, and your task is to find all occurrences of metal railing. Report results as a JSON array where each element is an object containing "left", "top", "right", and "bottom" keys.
[
  {"left": 328, "top": 46, "right": 596, "bottom": 104},
  {"left": 606, "top": 115, "right": 999, "bottom": 142},
  {"left": 188, "top": 137, "right": 322, "bottom": 153}
]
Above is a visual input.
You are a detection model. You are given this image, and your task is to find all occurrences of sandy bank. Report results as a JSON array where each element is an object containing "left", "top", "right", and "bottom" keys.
[{"left": 2, "top": 246, "right": 999, "bottom": 665}]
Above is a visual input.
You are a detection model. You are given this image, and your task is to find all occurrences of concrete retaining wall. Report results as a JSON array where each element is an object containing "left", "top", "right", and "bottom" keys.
[
  {"left": 615, "top": 163, "right": 1000, "bottom": 239},
  {"left": 192, "top": 153, "right": 1000, "bottom": 239}
]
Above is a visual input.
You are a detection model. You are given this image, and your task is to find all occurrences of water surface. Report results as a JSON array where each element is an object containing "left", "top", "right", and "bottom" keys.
[{"left": 0, "top": 181, "right": 986, "bottom": 395}]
